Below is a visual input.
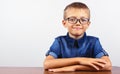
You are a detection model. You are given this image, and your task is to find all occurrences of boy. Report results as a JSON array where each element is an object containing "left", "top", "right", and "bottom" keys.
[{"left": 44, "top": 2, "right": 112, "bottom": 72}]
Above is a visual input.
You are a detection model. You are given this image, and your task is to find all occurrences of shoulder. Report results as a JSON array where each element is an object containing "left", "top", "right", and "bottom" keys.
[
  {"left": 55, "top": 35, "right": 67, "bottom": 41},
  {"left": 86, "top": 35, "right": 99, "bottom": 42}
]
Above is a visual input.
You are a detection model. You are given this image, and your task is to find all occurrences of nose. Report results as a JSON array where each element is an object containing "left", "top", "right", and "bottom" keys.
[{"left": 76, "top": 19, "right": 82, "bottom": 25}]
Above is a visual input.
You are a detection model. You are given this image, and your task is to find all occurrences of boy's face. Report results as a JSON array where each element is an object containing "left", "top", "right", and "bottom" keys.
[{"left": 62, "top": 8, "right": 90, "bottom": 38}]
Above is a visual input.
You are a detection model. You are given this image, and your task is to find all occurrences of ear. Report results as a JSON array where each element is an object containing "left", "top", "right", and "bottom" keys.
[
  {"left": 86, "top": 21, "right": 91, "bottom": 29},
  {"left": 84, "top": 21, "right": 91, "bottom": 30},
  {"left": 62, "top": 20, "right": 67, "bottom": 28}
]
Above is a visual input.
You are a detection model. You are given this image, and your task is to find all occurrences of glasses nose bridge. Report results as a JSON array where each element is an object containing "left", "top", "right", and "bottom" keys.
[{"left": 76, "top": 19, "right": 81, "bottom": 24}]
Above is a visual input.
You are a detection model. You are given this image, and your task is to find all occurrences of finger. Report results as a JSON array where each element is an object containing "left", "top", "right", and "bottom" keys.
[
  {"left": 96, "top": 59, "right": 107, "bottom": 64},
  {"left": 49, "top": 69, "right": 60, "bottom": 72},
  {"left": 48, "top": 69, "right": 54, "bottom": 72},
  {"left": 89, "top": 63, "right": 100, "bottom": 70},
  {"left": 49, "top": 68, "right": 66, "bottom": 72},
  {"left": 52, "top": 69, "right": 62, "bottom": 72},
  {"left": 93, "top": 62, "right": 105, "bottom": 68}
]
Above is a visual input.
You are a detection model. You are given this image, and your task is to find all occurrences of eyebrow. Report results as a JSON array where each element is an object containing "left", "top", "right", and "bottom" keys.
[{"left": 66, "top": 16, "right": 89, "bottom": 19}]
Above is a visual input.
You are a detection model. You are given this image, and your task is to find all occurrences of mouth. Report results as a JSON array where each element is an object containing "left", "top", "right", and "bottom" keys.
[{"left": 73, "top": 27, "right": 82, "bottom": 30}]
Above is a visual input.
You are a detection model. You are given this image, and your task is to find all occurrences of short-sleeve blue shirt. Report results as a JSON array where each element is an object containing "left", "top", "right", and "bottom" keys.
[{"left": 46, "top": 32, "right": 108, "bottom": 58}]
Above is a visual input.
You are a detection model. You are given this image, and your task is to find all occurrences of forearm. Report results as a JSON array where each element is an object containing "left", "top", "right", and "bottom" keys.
[
  {"left": 44, "top": 58, "right": 78, "bottom": 69},
  {"left": 48, "top": 65, "right": 96, "bottom": 72},
  {"left": 75, "top": 63, "right": 111, "bottom": 71},
  {"left": 44, "top": 55, "right": 111, "bottom": 71},
  {"left": 75, "top": 65, "right": 96, "bottom": 71},
  {"left": 76, "top": 56, "right": 112, "bottom": 71}
]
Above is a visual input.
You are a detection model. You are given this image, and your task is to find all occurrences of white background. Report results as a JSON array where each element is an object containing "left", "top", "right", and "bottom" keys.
[{"left": 0, "top": 0, "right": 120, "bottom": 67}]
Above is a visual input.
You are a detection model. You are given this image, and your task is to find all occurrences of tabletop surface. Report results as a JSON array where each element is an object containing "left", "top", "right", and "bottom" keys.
[{"left": 0, "top": 66, "right": 119, "bottom": 74}]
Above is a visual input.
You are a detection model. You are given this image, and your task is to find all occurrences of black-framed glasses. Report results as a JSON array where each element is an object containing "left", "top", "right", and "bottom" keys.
[{"left": 65, "top": 17, "right": 89, "bottom": 25}]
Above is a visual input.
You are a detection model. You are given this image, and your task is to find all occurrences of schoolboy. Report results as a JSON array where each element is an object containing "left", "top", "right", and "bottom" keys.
[{"left": 44, "top": 2, "right": 112, "bottom": 72}]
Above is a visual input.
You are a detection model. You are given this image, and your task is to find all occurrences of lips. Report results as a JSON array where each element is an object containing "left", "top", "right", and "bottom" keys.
[{"left": 73, "top": 27, "right": 82, "bottom": 30}]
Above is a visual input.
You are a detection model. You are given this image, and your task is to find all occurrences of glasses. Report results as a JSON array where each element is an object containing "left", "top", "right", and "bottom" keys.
[{"left": 65, "top": 17, "right": 89, "bottom": 25}]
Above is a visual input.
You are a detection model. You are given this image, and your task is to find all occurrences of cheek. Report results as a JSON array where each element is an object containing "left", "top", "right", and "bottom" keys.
[
  {"left": 84, "top": 25, "right": 89, "bottom": 30},
  {"left": 67, "top": 25, "right": 73, "bottom": 30}
]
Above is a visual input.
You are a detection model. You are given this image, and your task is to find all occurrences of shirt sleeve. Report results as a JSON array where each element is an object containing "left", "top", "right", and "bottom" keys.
[
  {"left": 94, "top": 38, "right": 109, "bottom": 58},
  {"left": 46, "top": 38, "right": 61, "bottom": 58}
]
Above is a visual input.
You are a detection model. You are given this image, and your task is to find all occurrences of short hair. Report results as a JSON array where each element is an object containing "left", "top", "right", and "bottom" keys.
[{"left": 63, "top": 2, "right": 90, "bottom": 19}]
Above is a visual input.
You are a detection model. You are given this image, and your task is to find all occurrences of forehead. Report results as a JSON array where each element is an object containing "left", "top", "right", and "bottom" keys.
[{"left": 65, "top": 8, "right": 90, "bottom": 18}]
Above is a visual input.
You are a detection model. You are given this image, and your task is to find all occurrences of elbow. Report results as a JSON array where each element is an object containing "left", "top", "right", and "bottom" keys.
[
  {"left": 44, "top": 61, "right": 49, "bottom": 70},
  {"left": 106, "top": 61, "right": 112, "bottom": 70},
  {"left": 108, "top": 66, "right": 112, "bottom": 71},
  {"left": 105, "top": 65, "right": 112, "bottom": 71},
  {"left": 107, "top": 63, "right": 112, "bottom": 70},
  {"left": 103, "top": 62, "right": 112, "bottom": 71}
]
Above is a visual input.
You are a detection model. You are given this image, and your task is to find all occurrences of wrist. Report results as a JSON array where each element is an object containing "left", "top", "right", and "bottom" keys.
[
  {"left": 75, "top": 57, "right": 84, "bottom": 65},
  {"left": 73, "top": 58, "right": 79, "bottom": 65},
  {"left": 74, "top": 65, "right": 80, "bottom": 70}
]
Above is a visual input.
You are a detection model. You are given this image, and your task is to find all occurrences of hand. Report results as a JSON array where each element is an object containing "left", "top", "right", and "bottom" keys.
[{"left": 78, "top": 58, "right": 107, "bottom": 70}]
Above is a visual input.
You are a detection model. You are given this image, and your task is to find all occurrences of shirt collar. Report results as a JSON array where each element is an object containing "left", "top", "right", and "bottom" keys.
[{"left": 65, "top": 32, "right": 87, "bottom": 48}]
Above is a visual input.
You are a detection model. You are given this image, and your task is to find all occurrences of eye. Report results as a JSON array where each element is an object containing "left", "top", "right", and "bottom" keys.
[
  {"left": 81, "top": 18, "right": 89, "bottom": 22},
  {"left": 68, "top": 17, "right": 76, "bottom": 22}
]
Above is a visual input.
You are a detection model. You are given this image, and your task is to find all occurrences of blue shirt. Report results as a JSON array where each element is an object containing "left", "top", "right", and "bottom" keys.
[{"left": 46, "top": 32, "right": 108, "bottom": 58}]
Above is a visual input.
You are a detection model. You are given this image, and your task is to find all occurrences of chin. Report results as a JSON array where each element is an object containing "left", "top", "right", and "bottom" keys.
[{"left": 73, "top": 33, "right": 83, "bottom": 36}]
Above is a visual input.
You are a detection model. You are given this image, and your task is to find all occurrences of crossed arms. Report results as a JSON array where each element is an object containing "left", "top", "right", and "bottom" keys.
[{"left": 44, "top": 55, "right": 112, "bottom": 72}]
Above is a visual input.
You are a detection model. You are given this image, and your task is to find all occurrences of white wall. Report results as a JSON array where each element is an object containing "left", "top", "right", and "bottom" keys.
[{"left": 0, "top": 0, "right": 120, "bottom": 67}]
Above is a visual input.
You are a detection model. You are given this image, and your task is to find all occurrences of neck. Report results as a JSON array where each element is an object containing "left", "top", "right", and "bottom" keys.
[{"left": 69, "top": 33, "right": 84, "bottom": 40}]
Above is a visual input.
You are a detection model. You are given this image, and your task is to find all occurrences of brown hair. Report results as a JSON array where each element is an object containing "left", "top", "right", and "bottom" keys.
[{"left": 63, "top": 2, "right": 90, "bottom": 19}]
